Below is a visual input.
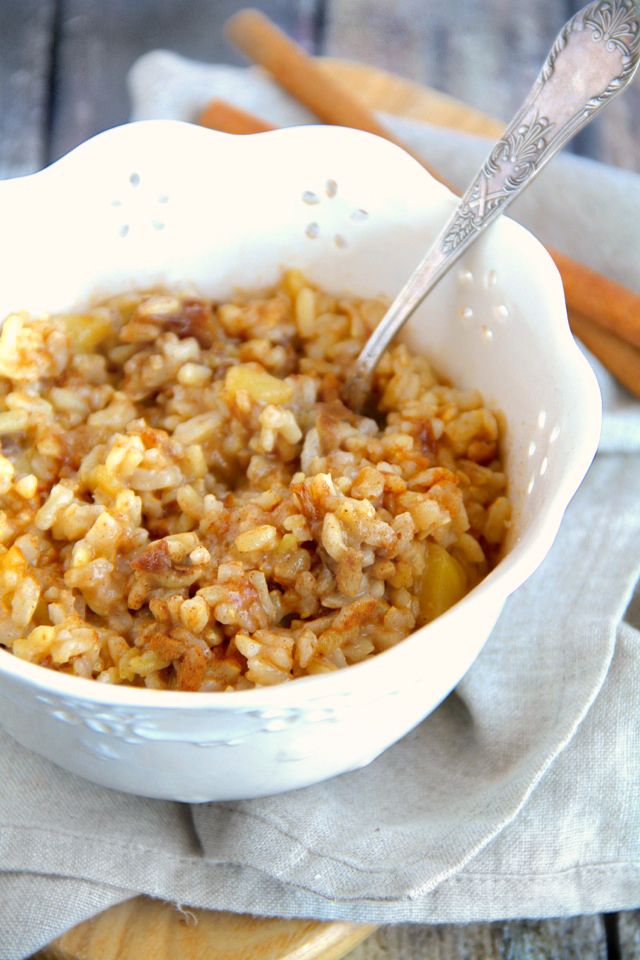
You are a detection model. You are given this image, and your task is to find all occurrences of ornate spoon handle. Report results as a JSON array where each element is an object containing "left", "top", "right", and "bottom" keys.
[{"left": 344, "top": 0, "right": 640, "bottom": 411}]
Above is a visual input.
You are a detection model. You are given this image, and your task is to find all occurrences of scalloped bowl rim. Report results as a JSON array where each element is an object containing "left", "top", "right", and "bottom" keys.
[{"left": 0, "top": 120, "right": 602, "bottom": 710}]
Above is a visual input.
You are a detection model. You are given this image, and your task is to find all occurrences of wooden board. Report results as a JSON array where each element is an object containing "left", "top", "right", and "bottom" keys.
[
  {"left": 318, "top": 57, "right": 505, "bottom": 137},
  {"left": 39, "top": 60, "right": 505, "bottom": 960},
  {"left": 40, "top": 896, "right": 377, "bottom": 960}
]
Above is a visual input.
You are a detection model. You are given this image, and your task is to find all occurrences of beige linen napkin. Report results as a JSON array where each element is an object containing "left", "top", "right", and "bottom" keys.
[{"left": 1, "top": 54, "right": 639, "bottom": 959}]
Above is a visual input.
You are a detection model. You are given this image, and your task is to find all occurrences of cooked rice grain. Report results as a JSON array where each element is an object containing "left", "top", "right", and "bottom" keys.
[{"left": 0, "top": 271, "right": 511, "bottom": 690}]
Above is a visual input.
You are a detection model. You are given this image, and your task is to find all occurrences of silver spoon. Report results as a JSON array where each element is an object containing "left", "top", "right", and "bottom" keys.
[{"left": 343, "top": 0, "right": 640, "bottom": 411}]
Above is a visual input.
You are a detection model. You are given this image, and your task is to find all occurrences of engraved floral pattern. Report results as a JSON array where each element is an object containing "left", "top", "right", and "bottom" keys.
[
  {"left": 485, "top": 115, "right": 553, "bottom": 188},
  {"left": 440, "top": 0, "right": 639, "bottom": 255},
  {"left": 30, "top": 691, "right": 350, "bottom": 750},
  {"left": 584, "top": 0, "right": 640, "bottom": 57},
  {"left": 441, "top": 114, "right": 552, "bottom": 252},
  {"left": 543, "top": 0, "right": 639, "bottom": 82}
]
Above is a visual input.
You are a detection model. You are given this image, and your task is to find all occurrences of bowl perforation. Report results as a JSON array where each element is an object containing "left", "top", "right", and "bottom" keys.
[
  {"left": 110, "top": 173, "right": 169, "bottom": 238},
  {"left": 300, "top": 180, "right": 367, "bottom": 248},
  {"left": 481, "top": 325, "right": 494, "bottom": 342},
  {"left": 525, "top": 411, "right": 561, "bottom": 495}
]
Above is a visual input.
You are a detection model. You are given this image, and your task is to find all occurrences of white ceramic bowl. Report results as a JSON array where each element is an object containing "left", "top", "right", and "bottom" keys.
[{"left": 0, "top": 120, "right": 601, "bottom": 801}]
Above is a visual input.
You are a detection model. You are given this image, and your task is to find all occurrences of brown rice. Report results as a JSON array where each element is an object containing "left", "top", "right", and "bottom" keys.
[{"left": 0, "top": 271, "right": 511, "bottom": 690}]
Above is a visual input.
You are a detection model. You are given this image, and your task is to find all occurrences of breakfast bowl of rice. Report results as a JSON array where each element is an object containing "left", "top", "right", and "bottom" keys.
[{"left": 0, "top": 120, "right": 600, "bottom": 800}]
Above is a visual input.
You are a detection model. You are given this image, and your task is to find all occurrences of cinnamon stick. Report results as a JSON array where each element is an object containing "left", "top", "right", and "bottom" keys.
[
  {"left": 198, "top": 98, "right": 275, "bottom": 134},
  {"left": 223, "top": 8, "right": 640, "bottom": 362},
  {"left": 569, "top": 311, "right": 640, "bottom": 399},
  {"left": 551, "top": 251, "right": 640, "bottom": 351},
  {"left": 223, "top": 8, "right": 447, "bottom": 185}
]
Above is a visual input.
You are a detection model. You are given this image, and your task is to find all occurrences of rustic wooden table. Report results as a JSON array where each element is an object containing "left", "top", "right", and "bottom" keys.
[{"left": 1, "top": 1, "right": 639, "bottom": 958}]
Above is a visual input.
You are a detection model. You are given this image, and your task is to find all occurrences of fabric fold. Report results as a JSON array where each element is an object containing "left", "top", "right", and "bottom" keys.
[{"left": 191, "top": 456, "right": 639, "bottom": 901}]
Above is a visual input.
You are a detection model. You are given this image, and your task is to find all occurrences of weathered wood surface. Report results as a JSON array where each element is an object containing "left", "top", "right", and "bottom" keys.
[
  {"left": 348, "top": 916, "right": 609, "bottom": 960},
  {"left": 34, "top": 903, "right": 634, "bottom": 960},
  {"left": 0, "top": 1, "right": 638, "bottom": 958},
  {"left": 0, "top": 0, "right": 56, "bottom": 176},
  {"left": 47, "top": 0, "right": 322, "bottom": 163},
  {"left": 2, "top": 0, "right": 638, "bottom": 175},
  {"left": 325, "top": 0, "right": 640, "bottom": 172},
  {"left": 619, "top": 911, "right": 640, "bottom": 957}
]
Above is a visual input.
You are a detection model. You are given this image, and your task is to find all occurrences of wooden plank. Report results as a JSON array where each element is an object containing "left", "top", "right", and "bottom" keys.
[
  {"left": 317, "top": 58, "right": 505, "bottom": 137},
  {"left": 38, "top": 896, "right": 377, "bottom": 960},
  {"left": 618, "top": 910, "right": 640, "bottom": 957},
  {"left": 322, "top": 0, "right": 640, "bottom": 171},
  {"left": 0, "top": 0, "right": 56, "bottom": 178},
  {"left": 566, "top": 0, "right": 640, "bottom": 172},
  {"left": 345, "top": 916, "right": 608, "bottom": 959},
  {"left": 322, "top": 0, "right": 567, "bottom": 125},
  {"left": 49, "top": 0, "right": 323, "bottom": 164}
]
